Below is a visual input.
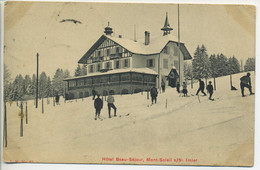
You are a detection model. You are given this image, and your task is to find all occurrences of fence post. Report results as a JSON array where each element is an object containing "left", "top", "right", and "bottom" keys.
[
  {"left": 165, "top": 99, "right": 167, "bottom": 109},
  {"left": 20, "top": 102, "right": 23, "bottom": 137},
  {"left": 4, "top": 102, "right": 7, "bottom": 147},
  {"left": 42, "top": 97, "right": 44, "bottom": 114},
  {"left": 26, "top": 102, "right": 28, "bottom": 124}
]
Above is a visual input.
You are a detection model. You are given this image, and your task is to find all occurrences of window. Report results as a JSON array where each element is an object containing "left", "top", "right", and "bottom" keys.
[
  {"left": 105, "top": 62, "right": 111, "bottom": 69},
  {"left": 96, "top": 64, "right": 102, "bottom": 72},
  {"left": 78, "top": 80, "right": 85, "bottom": 86},
  {"left": 106, "top": 49, "right": 110, "bottom": 56},
  {"left": 97, "top": 51, "right": 101, "bottom": 57},
  {"left": 163, "top": 59, "right": 168, "bottom": 69},
  {"left": 146, "top": 59, "right": 155, "bottom": 67},
  {"left": 89, "top": 65, "right": 94, "bottom": 73},
  {"left": 124, "top": 59, "right": 130, "bottom": 68},
  {"left": 69, "top": 81, "right": 76, "bottom": 87},
  {"left": 116, "top": 47, "right": 120, "bottom": 53},
  {"left": 114, "top": 60, "right": 120, "bottom": 69}
]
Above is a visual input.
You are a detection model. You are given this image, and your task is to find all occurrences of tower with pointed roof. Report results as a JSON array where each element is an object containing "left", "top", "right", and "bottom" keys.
[
  {"left": 104, "top": 22, "right": 113, "bottom": 36},
  {"left": 161, "top": 12, "right": 173, "bottom": 36}
]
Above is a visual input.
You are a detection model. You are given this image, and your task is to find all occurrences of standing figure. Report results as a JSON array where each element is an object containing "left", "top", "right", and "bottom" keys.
[
  {"left": 150, "top": 86, "right": 158, "bottom": 104},
  {"left": 107, "top": 92, "right": 117, "bottom": 118},
  {"left": 55, "top": 94, "right": 60, "bottom": 105},
  {"left": 196, "top": 79, "right": 207, "bottom": 96},
  {"left": 182, "top": 82, "right": 188, "bottom": 97},
  {"left": 240, "top": 72, "right": 254, "bottom": 97},
  {"left": 94, "top": 94, "right": 103, "bottom": 120},
  {"left": 92, "top": 89, "right": 96, "bottom": 100},
  {"left": 176, "top": 81, "right": 180, "bottom": 93},
  {"left": 206, "top": 81, "right": 214, "bottom": 100},
  {"left": 161, "top": 79, "right": 166, "bottom": 93}
]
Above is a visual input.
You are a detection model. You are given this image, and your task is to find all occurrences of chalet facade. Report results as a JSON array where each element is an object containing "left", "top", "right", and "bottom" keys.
[{"left": 64, "top": 14, "right": 192, "bottom": 99}]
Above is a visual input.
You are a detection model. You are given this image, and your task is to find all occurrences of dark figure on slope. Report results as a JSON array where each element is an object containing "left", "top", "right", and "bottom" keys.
[
  {"left": 107, "top": 92, "right": 117, "bottom": 118},
  {"left": 196, "top": 79, "right": 207, "bottom": 96},
  {"left": 92, "top": 89, "right": 96, "bottom": 100},
  {"left": 150, "top": 86, "right": 158, "bottom": 104},
  {"left": 94, "top": 94, "right": 103, "bottom": 120},
  {"left": 161, "top": 80, "right": 166, "bottom": 93},
  {"left": 176, "top": 81, "right": 180, "bottom": 93},
  {"left": 240, "top": 73, "right": 254, "bottom": 97},
  {"left": 182, "top": 82, "right": 188, "bottom": 97},
  {"left": 206, "top": 81, "right": 214, "bottom": 100},
  {"left": 55, "top": 94, "right": 60, "bottom": 105}
]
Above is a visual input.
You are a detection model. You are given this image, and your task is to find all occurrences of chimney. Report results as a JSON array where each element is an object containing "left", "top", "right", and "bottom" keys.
[
  {"left": 118, "top": 35, "right": 122, "bottom": 38},
  {"left": 145, "top": 31, "right": 150, "bottom": 45}
]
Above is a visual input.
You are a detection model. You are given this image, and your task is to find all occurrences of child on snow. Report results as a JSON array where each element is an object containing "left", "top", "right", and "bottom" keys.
[
  {"left": 206, "top": 81, "right": 214, "bottom": 100},
  {"left": 182, "top": 82, "right": 188, "bottom": 97}
]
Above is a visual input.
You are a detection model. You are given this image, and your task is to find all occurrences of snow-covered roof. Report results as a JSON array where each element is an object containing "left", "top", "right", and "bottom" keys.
[
  {"left": 64, "top": 68, "right": 158, "bottom": 81},
  {"left": 78, "top": 34, "right": 192, "bottom": 63}
]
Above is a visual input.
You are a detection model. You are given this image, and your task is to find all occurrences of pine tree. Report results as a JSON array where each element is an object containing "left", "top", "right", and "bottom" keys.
[
  {"left": 4, "top": 65, "right": 12, "bottom": 102},
  {"left": 39, "top": 72, "right": 48, "bottom": 98},
  {"left": 216, "top": 54, "right": 228, "bottom": 77},
  {"left": 184, "top": 62, "right": 192, "bottom": 81},
  {"left": 52, "top": 68, "right": 70, "bottom": 96},
  {"left": 228, "top": 56, "right": 240, "bottom": 74},
  {"left": 31, "top": 74, "right": 36, "bottom": 95},
  {"left": 74, "top": 64, "right": 81, "bottom": 77},
  {"left": 81, "top": 64, "right": 87, "bottom": 76},
  {"left": 46, "top": 76, "right": 52, "bottom": 97},
  {"left": 24, "top": 75, "right": 32, "bottom": 95},
  {"left": 192, "top": 45, "right": 211, "bottom": 80},
  {"left": 244, "top": 57, "right": 255, "bottom": 72},
  {"left": 11, "top": 74, "right": 25, "bottom": 101}
]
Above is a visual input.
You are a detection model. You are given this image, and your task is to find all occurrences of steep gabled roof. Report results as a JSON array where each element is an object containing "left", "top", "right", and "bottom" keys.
[{"left": 78, "top": 34, "right": 192, "bottom": 64}]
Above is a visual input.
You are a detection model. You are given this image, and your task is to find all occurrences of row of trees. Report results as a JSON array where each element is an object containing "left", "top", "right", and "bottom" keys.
[
  {"left": 184, "top": 45, "right": 255, "bottom": 81},
  {"left": 4, "top": 65, "right": 71, "bottom": 102}
]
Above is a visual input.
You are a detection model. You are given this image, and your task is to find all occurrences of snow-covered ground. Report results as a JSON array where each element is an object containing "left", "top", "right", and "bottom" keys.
[{"left": 3, "top": 72, "right": 255, "bottom": 166}]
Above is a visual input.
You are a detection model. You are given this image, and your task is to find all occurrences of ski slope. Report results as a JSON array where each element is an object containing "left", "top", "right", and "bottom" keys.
[{"left": 3, "top": 72, "right": 255, "bottom": 166}]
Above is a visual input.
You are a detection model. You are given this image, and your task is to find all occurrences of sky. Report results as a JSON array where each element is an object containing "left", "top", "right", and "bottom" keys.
[{"left": 4, "top": 2, "right": 256, "bottom": 79}]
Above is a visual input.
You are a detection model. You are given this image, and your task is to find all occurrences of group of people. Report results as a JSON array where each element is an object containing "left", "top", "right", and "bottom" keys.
[
  {"left": 92, "top": 72, "right": 254, "bottom": 119},
  {"left": 93, "top": 91, "right": 117, "bottom": 120}
]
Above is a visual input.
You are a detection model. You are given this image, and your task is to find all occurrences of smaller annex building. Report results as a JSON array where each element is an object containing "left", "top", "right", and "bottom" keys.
[{"left": 64, "top": 14, "right": 192, "bottom": 99}]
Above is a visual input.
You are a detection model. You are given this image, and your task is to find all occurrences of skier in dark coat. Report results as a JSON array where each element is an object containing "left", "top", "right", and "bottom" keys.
[
  {"left": 92, "top": 89, "right": 96, "bottom": 100},
  {"left": 182, "top": 82, "right": 188, "bottom": 97},
  {"left": 161, "top": 79, "right": 166, "bottom": 93},
  {"left": 176, "top": 81, "right": 180, "bottom": 93},
  {"left": 196, "top": 79, "right": 207, "bottom": 96},
  {"left": 206, "top": 81, "right": 214, "bottom": 100},
  {"left": 150, "top": 87, "right": 158, "bottom": 104},
  {"left": 55, "top": 94, "right": 60, "bottom": 105},
  {"left": 94, "top": 94, "right": 103, "bottom": 120},
  {"left": 240, "top": 72, "right": 254, "bottom": 97}
]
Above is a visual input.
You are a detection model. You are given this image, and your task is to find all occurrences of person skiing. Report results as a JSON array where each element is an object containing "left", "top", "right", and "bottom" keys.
[
  {"left": 182, "top": 82, "right": 188, "bottom": 97},
  {"left": 107, "top": 92, "right": 117, "bottom": 118},
  {"left": 150, "top": 86, "right": 158, "bottom": 104},
  {"left": 196, "top": 79, "right": 207, "bottom": 96},
  {"left": 92, "top": 89, "right": 96, "bottom": 100},
  {"left": 55, "top": 94, "right": 60, "bottom": 105},
  {"left": 240, "top": 72, "right": 254, "bottom": 97},
  {"left": 176, "top": 81, "right": 180, "bottom": 93},
  {"left": 94, "top": 94, "right": 103, "bottom": 120},
  {"left": 206, "top": 81, "right": 214, "bottom": 100},
  {"left": 161, "top": 79, "right": 166, "bottom": 93}
]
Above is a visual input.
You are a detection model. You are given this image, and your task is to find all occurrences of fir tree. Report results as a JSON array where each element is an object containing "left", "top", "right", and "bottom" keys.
[
  {"left": 74, "top": 64, "right": 81, "bottom": 77},
  {"left": 4, "top": 65, "right": 12, "bottom": 102},
  {"left": 24, "top": 75, "right": 32, "bottom": 95},
  {"left": 192, "top": 45, "right": 211, "bottom": 80},
  {"left": 216, "top": 54, "right": 228, "bottom": 76},
  {"left": 183, "top": 62, "right": 192, "bottom": 81},
  {"left": 228, "top": 56, "right": 240, "bottom": 74},
  {"left": 244, "top": 57, "right": 255, "bottom": 72},
  {"left": 39, "top": 72, "right": 48, "bottom": 98},
  {"left": 81, "top": 64, "right": 87, "bottom": 76}
]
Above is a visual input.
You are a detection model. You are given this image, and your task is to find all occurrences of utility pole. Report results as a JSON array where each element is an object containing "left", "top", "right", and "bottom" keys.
[
  {"left": 178, "top": 4, "right": 181, "bottom": 84},
  {"left": 36, "top": 53, "right": 39, "bottom": 108}
]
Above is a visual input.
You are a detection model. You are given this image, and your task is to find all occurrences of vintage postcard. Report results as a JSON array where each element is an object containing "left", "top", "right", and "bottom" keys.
[{"left": 2, "top": 1, "right": 255, "bottom": 166}]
